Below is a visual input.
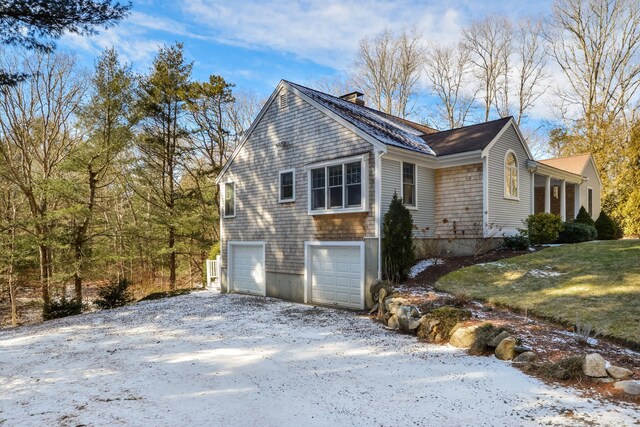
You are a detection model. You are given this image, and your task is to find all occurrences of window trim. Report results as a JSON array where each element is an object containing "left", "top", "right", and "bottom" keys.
[
  {"left": 504, "top": 149, "right": 520, "bottom": 201},
  {"left": 306, "top": 155, "right": 369, "bottom": 215},
  {"left": 278, "top": 169, "right": 296, "bottom": 203},
  {"left": 401, "top": 161, "right": 418, "bottom": 210},
  {"left": 587, "top": 186, "right": 594, "bottom": 217},
  {"left": 223, "top": 181, "right": 236, "bottom": 218}
]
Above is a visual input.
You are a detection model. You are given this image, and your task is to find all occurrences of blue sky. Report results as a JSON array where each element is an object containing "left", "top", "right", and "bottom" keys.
[{"left": 60, "top": 0, "right": 555, "bottom": 98}]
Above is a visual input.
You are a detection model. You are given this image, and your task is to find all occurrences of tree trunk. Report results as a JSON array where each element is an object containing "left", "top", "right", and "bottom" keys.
[
  {"left": 169, "top": 226, "right": 176, "bottom": 290},
  {"left": 38, "top": 244, "right": 51, "bottom": 305}
]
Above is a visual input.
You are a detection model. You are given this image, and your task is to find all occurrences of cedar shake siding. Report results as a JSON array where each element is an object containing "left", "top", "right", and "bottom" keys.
[
  {"left": 220, "top": 88, "right": 376, "bottom": 275},
  {"left": 434, "top": 164, "right": 483, "bottom": 238},
  {"left": 486, "top": 125, "right": 532, "bottom": 234},
  {"left": 380, "top": 157, "right": 435, "bottom": 237}
]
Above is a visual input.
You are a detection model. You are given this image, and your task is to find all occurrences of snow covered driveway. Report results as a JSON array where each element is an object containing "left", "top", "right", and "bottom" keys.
[{"left": 1, "top": 292, "right": 637, "bottom": 426}]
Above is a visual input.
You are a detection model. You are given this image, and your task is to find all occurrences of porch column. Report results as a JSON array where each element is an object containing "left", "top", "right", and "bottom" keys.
[
  {"left": 560, "top": 180, "right": 566, "bottom": 221},
  {"left": 544, "top": 176, "right": 551, "bottom": 214},
  {"left": 530, "top": 173, "right": 535, "bottom": 215},
  {"left": 574, "top": 183, "right": 581, "bottom": 219}
]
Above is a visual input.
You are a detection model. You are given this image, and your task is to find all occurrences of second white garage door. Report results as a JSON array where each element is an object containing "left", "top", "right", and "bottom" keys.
[
  {"left": 229, "top": 242, "right": 265, "bottom": 296},
  {"left": 307, "top": 243, "right": 364, "bottom": 310}
]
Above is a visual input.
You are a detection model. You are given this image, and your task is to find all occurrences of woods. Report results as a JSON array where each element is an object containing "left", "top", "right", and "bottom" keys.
[{"left": 0, "top": 44, "right": 253, "bottom": 325}]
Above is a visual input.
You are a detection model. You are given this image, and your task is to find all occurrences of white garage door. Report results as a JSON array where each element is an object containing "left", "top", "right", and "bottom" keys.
[
  {"left": 308, "top": 244, "right": 363, "bottom": 309},
  {"left": 230, "top": 243, "right": 265, "bottom": 295}
]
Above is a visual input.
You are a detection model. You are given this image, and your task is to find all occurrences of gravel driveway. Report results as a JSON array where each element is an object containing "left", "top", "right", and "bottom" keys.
[{"left": 1, "top": 291, "right": 637, "bottom": 426}]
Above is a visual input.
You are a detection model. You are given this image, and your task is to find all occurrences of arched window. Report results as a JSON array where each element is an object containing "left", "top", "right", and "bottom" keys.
[{"left": 505, "top": 151, "right": 518, "bottom": 199}]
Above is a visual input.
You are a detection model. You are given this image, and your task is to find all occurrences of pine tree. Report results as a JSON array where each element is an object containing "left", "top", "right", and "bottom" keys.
[
  {"left": 575, "top": 206, "right": 595, "bottom": 227},
  {"left": 594, "top": 211, "right": 617, "bottom": 240},
  {"left": 382, "top": 193, "right": 415, "bottom": 283}
]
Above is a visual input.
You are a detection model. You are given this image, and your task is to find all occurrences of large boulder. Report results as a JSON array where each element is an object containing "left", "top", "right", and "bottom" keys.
[
  {"left": 582, "top": 353, "right": 608, "bottom": 378},
  {"left": 449, "top": 324, "right": 480, "bottom": 349},
  {"left": 487, "top": 331, "right": 511, "bottom": 347},
  {"left": 613, "top": 380, "right": 640, "bottom": 396},
  {"left": 606, "top": 365, "right": 632, "bottom": 380},
  {"left": 386, "top": 314, "right": 400, "bottom": 330},
  {"left": 513, "top": 351, "right": 537, "bottom": 364},
  {"left": 495, "top": 337, "right": 517, "bottom": 360},
  {"left": 385, "top": 297, "right": 410, "bottom": 315}
]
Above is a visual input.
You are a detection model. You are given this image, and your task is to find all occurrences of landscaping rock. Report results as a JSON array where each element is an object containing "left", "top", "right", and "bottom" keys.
[
  {"left": 607, "top": 365, "right": 633, "bottom": 380},
  {"left": 387, "top": 314, "right": 399, "bottom": 330},
  {"left": 449, "top": 325, "right": 480, "bottom": 349},
  {"left": 513, "top": 351, "right": 537, "bottom": 364},
  {"left": 613, "top": 380, "right": 640, "bottom": 396},
  {"left": 487, "top": 331, "right": 511, "bottom": 347},
  {"left": 377, "top": 289, "right": 387, "bottom": 319},
  {"left": 385, "top": 298, "right": 409, "bottom": 315},
  {"left": 514, "top": 345, "right": 532, "bottom": 354},
  {"left": 369, "top": 303, "right": 378, "bottom": 315},
  {"left": 495, "top": 337, "right": 517, "bottom": 360},
  {"left": 582, "top": 353, "right": 608, "bottom": 378},
  {"left": 410, "top": 306, "right": 421, "bottom": 318}
]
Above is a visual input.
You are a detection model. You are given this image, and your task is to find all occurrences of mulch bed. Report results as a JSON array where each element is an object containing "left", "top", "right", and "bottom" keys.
[{"left": 390, "top": 247, "right": 639, "bottom": 405}]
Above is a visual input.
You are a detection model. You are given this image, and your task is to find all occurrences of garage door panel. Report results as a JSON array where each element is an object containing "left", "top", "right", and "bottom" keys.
[
  {"left": 308, "top": 244, "right": 363, "bottom": 309},
  {"left": 230, "top": 244, "right": 265, "bottom": 295}
]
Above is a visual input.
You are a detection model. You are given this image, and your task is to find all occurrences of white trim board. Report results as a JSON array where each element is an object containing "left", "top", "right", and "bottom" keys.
[{"left": 304, "top": 241, "right": 365, "bottom": 310}]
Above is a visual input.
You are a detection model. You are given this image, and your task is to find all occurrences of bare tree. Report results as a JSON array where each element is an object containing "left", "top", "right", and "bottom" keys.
[
  {"left": 548, "top": 0, "right": 640, "bottom": 140},
  {"left": 352, "top": 27, "right": 425, "bottom": 118},
  {"left": 462, "top": 15, "right": 513, "bottom": 121},
  {"left": 425, "top": 43, "right": 478, "bottom": 129},
  {"left": 0, "top": 50, "right": 86, "bottom": 304},
  {"left": 513, "top": 18, "right": 548, "bottom": 126}
]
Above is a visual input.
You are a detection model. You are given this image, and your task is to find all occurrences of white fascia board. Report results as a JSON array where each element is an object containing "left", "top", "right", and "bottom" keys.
[
  {"left": 534, "top": 163, "right": 584, "bottom": 184},
  {"left": 385, "top": 146, "right": 482, "bottom": 169},
  {"left": 481, "top": 118, "right": 534, "bottom": 160}
]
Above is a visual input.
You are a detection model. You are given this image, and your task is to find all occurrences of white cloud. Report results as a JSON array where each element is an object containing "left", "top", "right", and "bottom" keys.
[{"left": 180, "top": 0, "right": 469, "bottom": 69}]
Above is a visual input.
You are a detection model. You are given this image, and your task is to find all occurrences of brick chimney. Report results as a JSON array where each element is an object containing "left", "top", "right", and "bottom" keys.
[{"left": 339, "top": 91, "right": 365, "bottom": 106}]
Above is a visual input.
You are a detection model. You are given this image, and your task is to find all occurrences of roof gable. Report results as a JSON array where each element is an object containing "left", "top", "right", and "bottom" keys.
[
  {"left": 421, "top": 117, "right": 513, "bottom": 156},
  {"left": 538, "top": 154, "right": 591, "bottom": 175}
]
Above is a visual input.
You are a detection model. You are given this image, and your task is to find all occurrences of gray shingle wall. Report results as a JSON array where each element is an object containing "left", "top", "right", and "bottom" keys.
[
  {"left": 434, "top": 164, "right": 484, "bottom": 238},
  {"left": 220, "top": 88, "right": 376, "bottom": 274},
  {"left": 487, "top": 125, "right": 532, "bottom": 234},
  {"left": 380, "top": 158, "right": 435, "bottom": 237}
]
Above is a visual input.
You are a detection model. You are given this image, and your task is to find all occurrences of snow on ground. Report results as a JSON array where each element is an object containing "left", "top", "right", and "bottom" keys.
[
  {"left": 408, "top": 258, "right": 440, "bottom": 278},
  {"left": 1, "top": 292, "right": 637, "bottom": 427},
  {"left": 527, "top": 269, "right": 563, "bottom": 278}
]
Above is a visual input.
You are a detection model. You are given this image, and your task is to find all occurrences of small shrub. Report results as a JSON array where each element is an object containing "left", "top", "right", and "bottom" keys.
[
  {"left": 557, "top": 222, "right": 597, "bottom": 243},
  {"left": 524, "top": 213, "right": 563, "bottom": 245},
  {"left": 95, "top": 279, "right": 134, "bottom": 309},
  {"left": 530, "top": 355, "right": 585, "bottom": 381},
  {"left": 503, "top": 233, "right": 530, "bottom": 251},
  {"left": 43, "top": 298, "right": 82, "bottom": 320},
  {"left": 574, "top": 320, "right": 601, "bottom": 345},
  {"left": 421, "top": 306, "right": 471, "bottom": 339},
  {"left": 448, "top": 292, "right": 471, "bottom": 308},
  {"left": 594, "top": 211, "right": 616, "bottom": 240},
  {"left": 209, "top": 242, "right": 221, "bottom": 259},
  {"left": 382, "top": 193, "right": 415, "bottom": 283},
  {"left": 575, "top": 206, "right": 595, "bottom": 227},
  {"left": 613, "top": 217, "right": 625, "bottom": 239},
  {"left": 468, "top": 323, "right": 508, "bottom": 356}
]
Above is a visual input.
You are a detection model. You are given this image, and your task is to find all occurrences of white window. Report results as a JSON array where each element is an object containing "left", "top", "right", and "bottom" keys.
[
  {"left": 402, "top": 162, "right": 416, "bottom": 207},
  {"left": 504, "top": 151, "right": 519, "bottom": 199},
  {"left": 307, "top": 156, "right": 367, "bottom": 214},
  {"left": 279, "top": 169, "right": 295, "bottom": 203},
  {"left": 588, "top": 187, "right": 593, "bottom": 217},
  {"left": 224, "top": 182, "right": 235, "bottom": 218}
]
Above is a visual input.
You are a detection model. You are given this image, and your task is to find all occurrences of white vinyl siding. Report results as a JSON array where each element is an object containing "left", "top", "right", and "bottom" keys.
[
  {"left": 380, "top": 157, "right": 435, "bottom": 237},
  {"left": 487, "top": 125, "right": 531, "bottom": 235},
  {"left": 580, "top": 160, "right": 601, "bottom": 219}
]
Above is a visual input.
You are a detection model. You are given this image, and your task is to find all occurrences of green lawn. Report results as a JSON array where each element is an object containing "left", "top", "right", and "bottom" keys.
[{"left": 435, "top": 240, "right": 640, "bottom": 347}]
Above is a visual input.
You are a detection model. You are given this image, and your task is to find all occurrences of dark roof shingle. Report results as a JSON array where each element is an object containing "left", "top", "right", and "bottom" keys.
[{"left": 420, "top": 117, "right": 513, "bottom": 156}]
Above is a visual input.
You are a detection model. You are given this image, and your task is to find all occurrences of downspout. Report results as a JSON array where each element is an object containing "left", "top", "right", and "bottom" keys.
[{"left": 375, "top": 150, "right": 383, "bottom": 280}]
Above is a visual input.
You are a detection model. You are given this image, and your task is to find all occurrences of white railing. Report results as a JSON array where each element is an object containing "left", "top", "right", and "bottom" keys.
[{"left": 206, "top": 255, "right": 221, "bottom": 292}]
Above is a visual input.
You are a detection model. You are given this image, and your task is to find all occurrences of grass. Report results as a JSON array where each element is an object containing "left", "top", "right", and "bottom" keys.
[{"left": 435, "top": 240, "right": 640, "bottom": 347}]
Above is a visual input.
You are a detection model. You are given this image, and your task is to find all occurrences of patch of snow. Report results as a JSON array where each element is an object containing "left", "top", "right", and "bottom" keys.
[
  {"left": 477, "top": 261, "right": 509, "bottom": 268},
  {"left": 1, "top": 292, "right": 637, "bottom": 426},
  {"left": 408, "top": 258, "right": 441, "bottom": 278},
  {"left": 527, "top": 269, "right": 563, "bottom": 278}
]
